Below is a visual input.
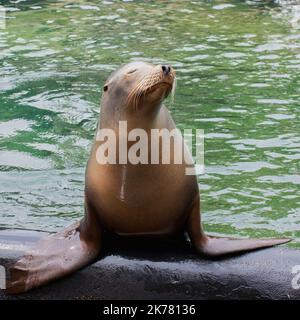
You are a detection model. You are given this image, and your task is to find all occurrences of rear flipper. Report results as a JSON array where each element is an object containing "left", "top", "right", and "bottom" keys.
[
  {"left": 193, "top": 235, "right": 291, "bottom": 257},
  {"left": 187, "top": 194, "right": 291, "bottom": 257},
  {"left": 5, "top": 220, "right": 102, "bottom": 294}
]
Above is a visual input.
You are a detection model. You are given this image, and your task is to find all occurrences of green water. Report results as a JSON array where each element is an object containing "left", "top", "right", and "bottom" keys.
[{"left": 0, "top": 0, "right": 299, "bottom": 247}]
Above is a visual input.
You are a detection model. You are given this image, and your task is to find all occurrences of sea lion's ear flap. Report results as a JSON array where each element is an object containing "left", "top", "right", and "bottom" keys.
[{"left": 103, "top": 85, "right": 108, "bottom": 92}]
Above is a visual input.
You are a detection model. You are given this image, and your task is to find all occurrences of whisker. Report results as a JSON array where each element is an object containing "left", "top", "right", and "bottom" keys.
[{"left": 171, "top": 76, "right": 177, "bottom": 104}]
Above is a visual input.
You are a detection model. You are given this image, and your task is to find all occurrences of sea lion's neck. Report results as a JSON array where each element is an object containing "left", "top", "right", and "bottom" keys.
[{"left": 99, "top": 103, "right": 166, "bottom": 131}]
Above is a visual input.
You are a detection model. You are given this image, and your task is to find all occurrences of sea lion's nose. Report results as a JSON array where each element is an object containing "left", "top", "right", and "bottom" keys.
[{"left": 162, "top": 65, "right": 171, "bottom": 75}]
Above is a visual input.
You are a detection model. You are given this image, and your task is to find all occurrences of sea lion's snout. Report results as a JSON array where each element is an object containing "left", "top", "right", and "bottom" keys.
[
  {"left": 160, "top": 64, "right": 175, "bottom": 80},
  {"left": 145, "top": 64, "right": 175, "bottom": 98},
  {"left": 161, "top": 65, "right": 171, "bottom": 75},
  {"left": 156, "top": 64, "right": 175, "bottom": 90},
  {"left": 159, "top": 64, "right": 176, "bottom": 98},
  {"left": 124, "top": 62, "right": 176, "bottom": 111}
]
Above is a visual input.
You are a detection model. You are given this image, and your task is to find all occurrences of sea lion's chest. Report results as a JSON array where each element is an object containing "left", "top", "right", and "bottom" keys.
[{"left": 85, "top": 161, "right": 198, "bottom": 236}]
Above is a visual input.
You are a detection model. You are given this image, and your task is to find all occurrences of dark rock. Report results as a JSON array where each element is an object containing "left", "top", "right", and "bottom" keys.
[{"left": 0, "top": 229, "right": 299, "bottom": 300}]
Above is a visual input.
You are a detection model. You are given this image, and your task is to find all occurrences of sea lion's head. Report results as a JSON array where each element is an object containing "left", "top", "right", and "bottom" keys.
[{"left": 101, "top": 61, "right": 176, "bottom": 116}]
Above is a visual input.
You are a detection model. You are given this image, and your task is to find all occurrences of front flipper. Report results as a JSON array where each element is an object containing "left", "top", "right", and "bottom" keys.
[
  {"left": 187, "top": 194, "right": 291, "bottom": 257},
  {"left": 6, "top": 219, "right": 102, "bottom": 294}
]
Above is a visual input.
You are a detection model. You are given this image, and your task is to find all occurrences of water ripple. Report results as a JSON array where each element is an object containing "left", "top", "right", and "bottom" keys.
[{"left": 0, "top": 0, "right": 299, "bottom": 245}]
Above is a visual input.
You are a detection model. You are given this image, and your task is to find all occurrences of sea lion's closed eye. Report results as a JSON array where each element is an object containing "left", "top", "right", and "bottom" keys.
[{"left": 127, "top": 69, "right": 137, "bottom": 74}]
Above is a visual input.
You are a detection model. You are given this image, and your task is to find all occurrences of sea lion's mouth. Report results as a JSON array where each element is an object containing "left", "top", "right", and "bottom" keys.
[{"left": 144, "top": 81, "right": 173, "bottom": 94}]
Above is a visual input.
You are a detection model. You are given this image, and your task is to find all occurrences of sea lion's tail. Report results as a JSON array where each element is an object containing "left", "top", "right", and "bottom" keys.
[
  {"left": 5, "top": 221, "right": 101, "bottom": 294},
  {"left": 195, "top": 236, "right": 291, "bottom": 257}
]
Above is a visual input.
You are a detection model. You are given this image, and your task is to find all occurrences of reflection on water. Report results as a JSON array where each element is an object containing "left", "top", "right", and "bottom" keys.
[
  {"left": 0, "top": 0, "right": 299, "bottom": 246},
  {"left": 274, "top": 0, "right": 300, "bottom": 29}
]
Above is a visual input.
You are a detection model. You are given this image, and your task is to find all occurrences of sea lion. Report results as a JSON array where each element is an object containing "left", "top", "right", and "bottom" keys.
[{"left": 5, "top": 61, "right": 290, "bottom": 294}]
